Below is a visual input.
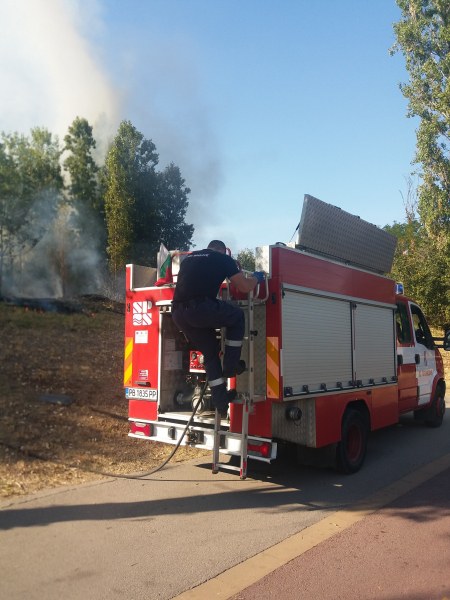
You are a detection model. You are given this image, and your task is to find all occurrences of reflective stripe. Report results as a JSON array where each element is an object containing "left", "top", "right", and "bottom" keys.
[
  {"left": 225, "top": 339, "right": 242, "bottom": 347},
  {"left": 209, "top": 377, "right": 225, "bottom": 387},
  {"left": 266, "top": 337, "right": 280, "bottom": 398},
  {"left": 124, "top": 337, "right": 133, "bottom": 386}
]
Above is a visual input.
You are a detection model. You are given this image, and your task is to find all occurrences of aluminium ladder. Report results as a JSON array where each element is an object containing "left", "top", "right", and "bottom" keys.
[{"left": 212, "top": 278, "right": 266, "bottom": 479}]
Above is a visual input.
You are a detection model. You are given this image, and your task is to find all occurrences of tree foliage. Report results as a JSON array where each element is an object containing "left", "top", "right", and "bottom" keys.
[
  {"left": 0, "top": 128, "right": 63, "bottom": 294},
  {"left": 0, "top": 118, "right": 194, "bottom": 297},
  {"left": 103, "top": 120, "right": 194, "bottom": 273},
  {"left": 393, "top": 0, "right": 450, "bottom": 238},
  {"left": 103, "top": 120, "right": 159, "bottom": 274},
  {"left": 392, "top": 1, "right": 450, "bottom": 326},
  {"left": 156, "top": 163, "right": 194, "bottom": 252},
  {"left": 386, "top": 218, "right": 450, "bottom": 325},
  {"left": 236, "top": 248, "right": 256, "bottom": 272},
  {"left": 63, "top": 116, "right": 100, "bottom": 210}
]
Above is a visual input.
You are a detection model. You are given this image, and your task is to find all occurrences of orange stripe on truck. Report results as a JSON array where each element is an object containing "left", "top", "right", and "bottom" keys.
[
  {"left": 124, "top": 337, "right": 133, "bottom": 386},
  {"left": 266, "top": 337, "right": 280, "bottom": 398}
]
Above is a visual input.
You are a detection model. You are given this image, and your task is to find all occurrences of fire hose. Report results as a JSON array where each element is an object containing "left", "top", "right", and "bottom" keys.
[{"left": 1, "top": 380, "right": 209, "bottom": 481}]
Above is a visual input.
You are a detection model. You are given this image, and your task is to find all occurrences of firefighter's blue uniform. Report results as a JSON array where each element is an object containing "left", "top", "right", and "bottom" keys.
[{"left": 172, "top": 247, "right": 245, "bottom": 412}]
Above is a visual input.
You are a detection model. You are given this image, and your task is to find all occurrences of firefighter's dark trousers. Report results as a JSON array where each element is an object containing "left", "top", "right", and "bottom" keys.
[{"left": 172, "top": 298, "right": 245, "bottom": 410}]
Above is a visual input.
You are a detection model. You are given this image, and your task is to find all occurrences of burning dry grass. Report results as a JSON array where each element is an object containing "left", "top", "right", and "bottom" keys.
[{"left": 0, "top": 300, "right": 207, "bottom": 499}]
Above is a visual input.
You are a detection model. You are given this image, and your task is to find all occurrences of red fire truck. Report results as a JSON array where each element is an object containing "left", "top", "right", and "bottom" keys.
[{"left": 124, "top": 196, "right": 449, "bottom": 477}]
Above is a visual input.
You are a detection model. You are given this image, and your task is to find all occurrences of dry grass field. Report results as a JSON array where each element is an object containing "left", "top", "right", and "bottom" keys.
[{"left": 0, "top": 299, "right": 206, "bottom": 499}]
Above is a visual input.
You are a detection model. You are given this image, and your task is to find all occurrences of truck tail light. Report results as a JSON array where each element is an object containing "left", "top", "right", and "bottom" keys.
[
  {"left": 247, "top": 441, "right": 271, "bottom": 459},
  {"left": 130, "top": 422, "right": 152, "bottom": 437}
]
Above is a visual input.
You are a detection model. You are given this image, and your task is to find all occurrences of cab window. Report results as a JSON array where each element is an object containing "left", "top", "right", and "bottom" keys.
[
  {"left": 396, "top": 302, "right": 412, "bottom": 344},
  {"left": 410, "top": 304, "right": 435, "bottom": 350}
]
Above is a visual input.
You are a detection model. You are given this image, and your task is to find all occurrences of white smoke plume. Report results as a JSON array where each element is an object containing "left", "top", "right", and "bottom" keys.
[
  {"left": 0, "top": 0, "right": 221, "bottom": 294},
  {"left": 0, "top": 0, "right": 119, "bottom": 146},
  {"left": 0, "top": 0, "right": 118, "bottom": 298},
  {"left": 1, "top": 190, "right": 108, "bottom": 299}
]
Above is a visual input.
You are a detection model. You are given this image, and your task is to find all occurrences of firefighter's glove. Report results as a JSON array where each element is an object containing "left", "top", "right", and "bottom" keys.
[{"left": 253, "top": 271, "right": 265, "bottom": 284}]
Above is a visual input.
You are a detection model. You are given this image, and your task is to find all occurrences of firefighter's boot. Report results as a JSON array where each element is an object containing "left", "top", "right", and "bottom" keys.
[{"left": 210, "top": 383, "right": 237, "bottom": 416}]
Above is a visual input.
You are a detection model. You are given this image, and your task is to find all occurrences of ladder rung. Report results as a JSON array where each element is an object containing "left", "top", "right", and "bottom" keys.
[
  {"left": 214, "top": 462, "right": 241, "bottom": 473},
  {"left": 232, "top": 394, "right": 265, "bottom": 405}
]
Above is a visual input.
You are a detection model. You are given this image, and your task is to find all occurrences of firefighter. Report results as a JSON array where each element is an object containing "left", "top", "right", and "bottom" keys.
[{"left": 172, "top": 240, "right": 264, "bottom": 415}]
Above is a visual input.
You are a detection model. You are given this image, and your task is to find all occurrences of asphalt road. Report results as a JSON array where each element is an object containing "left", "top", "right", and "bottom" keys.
[
  {"left": 224, "top": 462, "right": 450, "bottom": 600},
  {"left": 1, "top": 402, "right": 450, "bottom": 600}
]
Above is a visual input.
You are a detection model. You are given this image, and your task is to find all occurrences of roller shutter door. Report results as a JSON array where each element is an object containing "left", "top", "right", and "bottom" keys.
[
  {"left": 353, "top": 304, "right": 396, "bottom": 385},
  {"left": 282, "top": 291, "right": 353, "bottom": 393}
]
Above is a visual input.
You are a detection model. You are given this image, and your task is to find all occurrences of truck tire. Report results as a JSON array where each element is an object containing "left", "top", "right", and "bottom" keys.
[
  {"left": 336, "top": 408, "right": 368, "bottom": 474},
  {"left": 425, "top": 387, "right": 446, "bottom": 428}
]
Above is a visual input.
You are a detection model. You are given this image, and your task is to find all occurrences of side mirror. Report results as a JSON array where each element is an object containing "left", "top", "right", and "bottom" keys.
[
  {"left": 444, "top": 329, "right": 450, "bottom": 351},
  {"left": 433, "top": 328, "right": 450, "bottom": 350}
]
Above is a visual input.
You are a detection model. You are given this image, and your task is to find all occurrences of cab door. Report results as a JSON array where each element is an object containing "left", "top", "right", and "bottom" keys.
[
  {"left": 409, "top": 303, "right": 437, "bottom": 406},
  {"left": 396, "top": 299, "right": 418, "bottom": 412}
]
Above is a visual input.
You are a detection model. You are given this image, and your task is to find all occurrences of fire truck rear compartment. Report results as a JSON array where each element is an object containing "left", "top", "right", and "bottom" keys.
[
  {"left": 158, "top": 311, "right": 209, "bottom": 415},
  {"left": 128, "top": 304, "right": 276, "bottom": 462},
  {"left": 157, "top": 302, "right": 268, "bottom": 415}
]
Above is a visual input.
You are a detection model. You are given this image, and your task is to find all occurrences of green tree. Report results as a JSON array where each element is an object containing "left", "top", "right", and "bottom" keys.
[
  {"left": 2, "top": 128, "right": 63, "bottom": 200},
  {"left": 63, "top": 117, "right": 99, "bottom": 210},
  {"left": 0, "top": 141, "right": 19, "bottom": 293},
  {"left": 236, "top": 248, "right": 256, "bottom": 272},
  {"left": 0, "top": 128, "right": 62, "bottom": 294},
  {"left": 385, "top": 179, "right": 449, "bottom": 325},
  {"left": 103, "top": 120, "right": 159, "bottom": 274},
  {"left": 387, "top": 218, "right": 449, "bottom": 325},
  {"left": 156, "top": 162, "right": 194, "bottom": 252},
  {"left": 392, "top": 0, "right": 450, "bottom": 238},
  {"left": 392, "top": 1, "right": 450, "bottom": 326},
  {"left": 103, "top": 120, "right": 195, "bottom": 273},
  {"left": 27, "top": 128, "right": 63, "bottom": 192},
  {"left": 62, "top": 117, "right": 107, "bottom": 279}
]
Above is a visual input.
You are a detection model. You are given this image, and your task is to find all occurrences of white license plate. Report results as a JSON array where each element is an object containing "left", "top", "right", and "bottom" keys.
[{"left": 125, "top": 387, "right": 158, "bottom": 400}]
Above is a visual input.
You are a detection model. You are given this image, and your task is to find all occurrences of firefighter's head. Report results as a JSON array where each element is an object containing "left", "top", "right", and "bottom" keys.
[{"left": 207, "top": 240, "right": 226, "bottom": 254}]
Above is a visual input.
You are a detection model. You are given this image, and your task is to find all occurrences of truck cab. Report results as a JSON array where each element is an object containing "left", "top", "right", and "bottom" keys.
[{"left": 396, "top": 294, "right": 446, "bottom": 425}]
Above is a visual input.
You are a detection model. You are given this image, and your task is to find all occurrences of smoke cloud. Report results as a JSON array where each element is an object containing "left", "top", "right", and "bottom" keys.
[
  {"left": 1, "top": 190, "right": 108, "bottom": 299},
  {"left": 0, "top": 0, "right": 222, "bottom": 295},
  {"left": 120, "top": 26, "right": 222, "bottom": 248},
  {"left": 0, "top": 0, "right": 119, "bottom": 146}
]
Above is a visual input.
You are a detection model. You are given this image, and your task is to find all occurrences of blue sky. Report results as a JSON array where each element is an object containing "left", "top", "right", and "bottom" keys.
[{"left": 0, "top": 0, "right": 416, "bottom": 255}]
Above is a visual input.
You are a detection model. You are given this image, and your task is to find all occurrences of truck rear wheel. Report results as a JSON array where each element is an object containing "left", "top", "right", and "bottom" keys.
[
  {"left": 336, "top": 408, "right": 368, "bottom": 474},
  {"left": 425, "top": 387, "right": 446, "bottom": 428},
  {"left": 414, "top": 386, "right": 446, "bottom": 428}
]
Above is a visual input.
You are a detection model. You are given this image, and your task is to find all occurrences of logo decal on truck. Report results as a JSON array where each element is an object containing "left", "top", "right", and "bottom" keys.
[{"left": 133, "top": 301, "right": 152, "bottom": 326}]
